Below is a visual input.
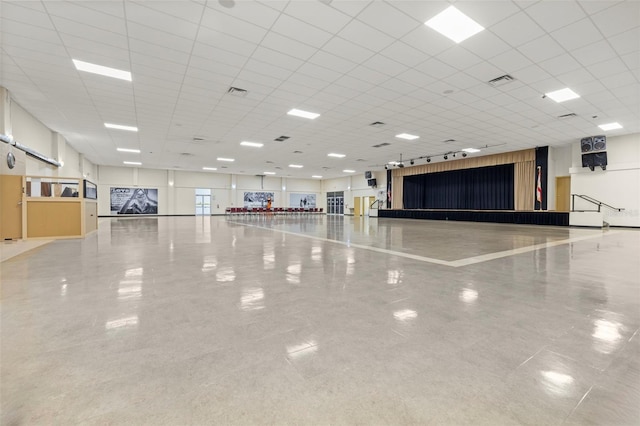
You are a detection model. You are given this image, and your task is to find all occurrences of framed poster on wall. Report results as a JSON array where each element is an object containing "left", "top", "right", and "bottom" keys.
[
  {"left": 110, "top": 187, "right": 158, "bottom": 215},
  {"left": 290, "top": 193, "right": 316, "bottom": 208},
  {"left": 244, "top": 192, "right": 274, "bottom": 208}
]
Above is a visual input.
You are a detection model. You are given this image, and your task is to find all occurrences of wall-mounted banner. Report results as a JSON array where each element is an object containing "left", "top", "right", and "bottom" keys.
[
  {"left": 110, "top": 187, "right": 158, "bottom": 215},
  {"left": 244, "top": 192, "right": 274, "bottom": 208},
  {"left": 290, "top": 193, "right": 316, "bottom": 208}
]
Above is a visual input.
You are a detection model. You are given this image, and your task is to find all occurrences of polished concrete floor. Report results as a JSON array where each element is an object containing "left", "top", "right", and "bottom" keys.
[{"left": 1, "top": 215, "right": 639, "bottom": 425}]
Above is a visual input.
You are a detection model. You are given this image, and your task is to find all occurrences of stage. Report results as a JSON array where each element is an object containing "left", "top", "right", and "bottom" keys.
[{"left": 378, "top": 209, "right": 569, "bottom": 226}]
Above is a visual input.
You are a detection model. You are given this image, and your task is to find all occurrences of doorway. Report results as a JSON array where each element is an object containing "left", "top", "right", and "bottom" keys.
[
  {"left": 327, "top": 191, "right": 344, "bottom": 215},
  {"left": 195, "top": 188, "right": 211, "bottom": 216},
  {"left": 1, "top": 175, "right": 23, "bottom": 240},
  {"left": 555, "top": 177, "right": 571, "bottom": 212}
]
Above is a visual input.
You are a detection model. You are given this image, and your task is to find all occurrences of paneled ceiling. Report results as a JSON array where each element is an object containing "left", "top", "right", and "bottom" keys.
[{"left": 1, "top": 0, "right": 638, "bottom": 179}]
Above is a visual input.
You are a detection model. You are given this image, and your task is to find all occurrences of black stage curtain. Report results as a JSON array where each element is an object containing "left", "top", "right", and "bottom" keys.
[{"left": 403, "top": 163, "right": 514, "bottom": 210}]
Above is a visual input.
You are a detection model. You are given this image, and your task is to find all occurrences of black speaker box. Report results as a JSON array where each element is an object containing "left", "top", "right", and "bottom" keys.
[{"left": 581, "top": 137, "right": 593, "bottom": 152}]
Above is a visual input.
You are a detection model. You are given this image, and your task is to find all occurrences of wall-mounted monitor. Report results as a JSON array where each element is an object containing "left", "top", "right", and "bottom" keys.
[
  {"left": 367, "top": 178, "right": 377, "bottom": 187},
  {"left": 364, "top": 171, "right": 372, "bottom": 179}
]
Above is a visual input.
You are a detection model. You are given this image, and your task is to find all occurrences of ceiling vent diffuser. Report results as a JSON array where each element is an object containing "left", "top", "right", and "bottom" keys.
[
  {"left": 227, "top": 87, "right": 248, "bottom": 97},
  {"left": 372, "top": 142, "right": 391, "bottom": 148},
  {"left": 487, "top": 74, "right": 515, "bottom": 87}
]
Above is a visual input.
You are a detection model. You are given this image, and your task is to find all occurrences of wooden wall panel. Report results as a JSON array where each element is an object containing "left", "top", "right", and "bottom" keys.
[{"left": 27, "top": 200, "right": 81, "bottom": 238}]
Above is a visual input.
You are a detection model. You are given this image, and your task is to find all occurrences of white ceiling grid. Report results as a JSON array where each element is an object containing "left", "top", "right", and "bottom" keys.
[{"left": 0, "top": 0, "right": 638, "bottom": 177}]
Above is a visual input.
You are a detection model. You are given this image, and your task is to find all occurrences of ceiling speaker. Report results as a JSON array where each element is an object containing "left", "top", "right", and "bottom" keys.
[
  {"left": 581, "top": 137, "right": 593, "bottom": 153},
  {"left": 593, "top": 135, "right": 606, "bottom": 151}
]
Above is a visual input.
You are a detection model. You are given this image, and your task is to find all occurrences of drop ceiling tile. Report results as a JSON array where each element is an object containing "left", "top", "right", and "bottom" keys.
[
  {"left": 592, "top": 1, "right": 640, "bottom": 37},
  {"left": 201, "top": 7, "right": 268, "bottom": 45},
  {"left": 271, "top": 14, "right": 333, "bottom": 48},
  {"left": 609, "top": 27, "right": 640, "bottom": 56},
  {"left": 380, "top": 41, "right": 430, "bottom": 69},
  {"left": 489, "top": 11, "right": 545, "bottom": 47},
  {"left": 191, "top": 43, "right": 247, "bottom": 69},
  {"left": 538, "top": 54, "right": 583, "bottom": 76},
  {"left": 445, "top": 72, "right": 482, "bottom": 91},
  {"left": 361, "top": 54, "right": 409, "bottom": 77},
  {"left": 525, "top": 1, "right": 586, "bottom": 32},
  {"left": 488, "top": 48, "right": 534, "bottom": 73},
  {"left": 461, "top": 31, "right": 512, "bottom": 60},
  {"left": 128, "top": 22, "right": 193, "bottom": 53},
  {"left": 347, "top": 65, "right": 390, "bottom": 86},
  {"left": 308, "top": 51, "right": 358, "bottom": 74},
  {"left": 282, "top": 1, "right": 351, "bottom": 33},
  {"left": 436, "top": 46, "right": 484, "bottom": 71},
  {"left": 551, "top": 18, "right": 604, "bottom": 51},
  {"left": 211, "top": 1, "right": 281, "bottom": 29},
  {"left": 2, "top": 3, "right": 56, "bottom": 30},
  {"left": 570, "top": 39, "right": 620, "bottom": 67},
  {"left": 518, "top": 35, "right": 566, "bottom": 63},
  {"left": 588, "top": 57, "right": 629, "bottom": 79},
  {"left": 620, "top": 51, "right": 639, "bottom": 71},
  {"left": 414, "top": 58, "right": 457, "bottom": 80},
  {"left": 356, "top": 1, "right": 420, "bottom": 38},
  {"left": 260, "top": 32, "right": 318, "bottom": 61},
  {"left": 455, "top": 0, "right": 521, "bottom": 28},
  {"left": 296, "top": 62, "right": 343, "bottom": 83},
  {"left": 128, "top": 39, "right": 191, "bottom": 66},
  {"left": 337, "top": 19, "right": 396, "bottom": 52},
  {"left": 133, "top": 0, "right": 205, "bottom": 24},
  {"left": 395, "top": 68, "right": 437, "bottom": 88},
  {"left": 321, "top": 37, "right": 375, "bottom": 64}
]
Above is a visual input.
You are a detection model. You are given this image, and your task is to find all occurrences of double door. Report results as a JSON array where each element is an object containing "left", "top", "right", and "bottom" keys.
[{"left": 327, "top": 192, "right": 344, "bottom": 215}]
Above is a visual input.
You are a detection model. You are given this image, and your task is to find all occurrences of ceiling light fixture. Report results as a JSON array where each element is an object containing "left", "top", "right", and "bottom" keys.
[
  {"left": 117, "top": 148, "right": 141, "bottom": 153},
  {"left": 395, "top": 133, "right": 420, "bottom": 140},
  {"left": 217, "top": 157, "right": 235, "bottom": 162},
  {"left": 202, "top": 167, "right": 217, "bottom": 171},
  {"left": 544, "top": 88, "right": 580, "bottom": 103},
  {"left": 425, "top": 6, "right": 485, "bottom": 43},
  {"left": 343, "top": 169, "right": 356, "bottom": 173},
  {"left": 240, "top": 141, "right": 263, "bottom": 147},
  {"left": 289, "top": 164, "right": 303, "bottom": 168},
  {"left": 105, "top": 123, "right": 138, "bottom": 132},
  {"left": 264, "top": 171, "right": 276, "bottom": 175},
  {"left": 73, "top": 59, "right": 132, "bottom": 81},
  {"left": 123, "top": 161, "right": 141, "bottom": 166},
  {"left": 312, "top": 175, "right": 323, "bottom": 178},
  {"left": 598, "top": 122, "right": 623, "bottom": 131},
  {"left": 287, "top": 108, "right": 320, "bottom": 119},
  {"left": 462, "top": 148, "right": 481, "bottom": 153},
  {"left": 328, "top": 153, "right": 346, "bottom": 158}
]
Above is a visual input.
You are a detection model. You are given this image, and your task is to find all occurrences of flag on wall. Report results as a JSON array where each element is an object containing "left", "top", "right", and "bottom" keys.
[{"left": 536, "top": 166, "right": 542, "bottom": 207}]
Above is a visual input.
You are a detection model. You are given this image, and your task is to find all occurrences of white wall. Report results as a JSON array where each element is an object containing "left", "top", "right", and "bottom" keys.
[
  {"left": 321, "top": 172, "right": 386, "bottom": 214},
  {"left": 570, "top": 133, "right": 640, "bottom": 227},
  {"left": 96, "top": 166, "right": 325, "bottom": 216},
  {"left": 9, "top": 98, "right": 95, "bottom": 179}
]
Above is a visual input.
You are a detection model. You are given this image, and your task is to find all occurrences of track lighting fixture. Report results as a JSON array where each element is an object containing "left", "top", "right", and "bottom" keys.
[
  {"left": 426, "top": 158, "right": 431, "bottom": 163},
  {"left": 444, "top": 155, "right": 448, "bottom": 160},
  {"left": 462, "top": 152, "right": 467, "bottom": 157},
  {"left": 410, "top": 159, "right": 414, "bottom": 165},
  {"left": 452, "top": 153, "right": 456, "bottom": 158}
]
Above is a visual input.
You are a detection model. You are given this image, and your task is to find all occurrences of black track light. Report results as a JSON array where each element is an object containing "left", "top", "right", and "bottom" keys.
[
  {"left": 452, "top": 153, "right": 456, "bottom": 158},
  {"left": 426, "top": 158, "right": 431, "bottom": 163},
  {"left": 462, "top": 152, "right": 467, "bottom": 157},
  {"left": 410, "top": 159, "right": 414, "bottom": 165},
  {"left": 444, "top": 155, "right": 448, "bottom": 160}
]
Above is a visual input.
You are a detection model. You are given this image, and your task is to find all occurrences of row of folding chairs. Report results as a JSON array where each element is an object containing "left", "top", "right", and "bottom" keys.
[{"left": 225, "top": 207, "right": 324, "bottom": 215}]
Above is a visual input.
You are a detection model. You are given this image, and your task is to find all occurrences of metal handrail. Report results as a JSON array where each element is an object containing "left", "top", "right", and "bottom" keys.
[
  {"left": 370, "top": 199, "right": 383, "bottom": 209},
  {"left": 571, "top": 194, "right": 624, "bottom": 212}
]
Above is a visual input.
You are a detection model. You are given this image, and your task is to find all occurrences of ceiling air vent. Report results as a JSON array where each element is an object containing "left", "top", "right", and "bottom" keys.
[
  {"left": 443, "top": 139, "right": 456, "bottom": 143},
  {"left": 557, "top": 113, "right": 577, "bottom": 119},
  {"left": 293, "top": 150, "right": 303, "bottom": 154},
  {"left": 357, "top": 159, "right": 366, "bottom": 162},
  {"left": 487, "top": 74, "right": 515, "bottom": 87},
  {"left": 372, "top": 142, "right": 391, "bottom": 148},
  {"left": 192, "top": 137, "right": 205, "bottom": 141},
  {"left": 227, "top": 87, "right": 248, "bottom": 97},
  {"left": 370, "top": 121, "right": 385, "bottom": 127},
  {"left": 275, "top": 135, "right": 290, "bottom": 141}
]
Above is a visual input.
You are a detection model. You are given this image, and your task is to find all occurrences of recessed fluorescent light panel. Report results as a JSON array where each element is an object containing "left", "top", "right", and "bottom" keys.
[
  {"left": 396, "top": 133, "right": 420, "bottom": 140},
  {"left": 545, "top": 88, "right": 580, "bottom": 103},
  {"left": 217, "top": 157, "right": 234, "bottom": 162},
  {"left": 73, "top": 59, "right": 132, "bottom": 81},
  {"left": 598, "top": 122, "right": 622, "bottom": 131},
  {"left": 287, "top": 109, "right": 320, "bottom": 119},
  {"left": 312, "top": 175, "right": 323, "bottom": 179},
  {"left": 202, "top": 167, "right": 217, "bottom": 171},
  {"left": 117, "top": 148, "right": 141, "bottom": 153},
  {"left": 328, "top": 153, "right": 346, "bottom": 158},
  {"left": 105, "top": 123, "right": 138, "bottom": 132},
  {"left": 343, "top": 169, "right": 356, "bottom": 173},
  {"left": 425, "top": 6, "right": 485, "bottom": 43},
  {"left": 264, "top": 171, "right": 276, "bottom": 175},
  {"left": 240, "top": 141, "right": 264, "bottom": 147},
  {"left": 123, "top": 161, "right": 141, "bottom": 165},
  {"left": 462, "top": 148, "right": 481, "bottom": 153},
  {"left": 289, "top": 164, "right": 304, "bottom": 168}
]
